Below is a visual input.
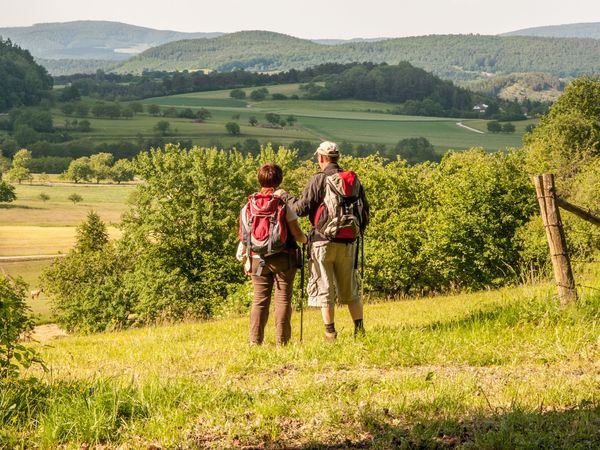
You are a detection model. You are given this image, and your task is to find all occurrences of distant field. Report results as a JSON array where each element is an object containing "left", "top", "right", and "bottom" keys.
[
  {"left": 0, "top": 182, "right": 132, "bottom": 323},
  {"left": 49, "top": 83, "right": 535, "bottom": 152},
  {"left": 0, "top": 259, "right": 55, "bottom": 321},
  {"left": 0, "top": 183, "right": 134, "bottom": 227}
]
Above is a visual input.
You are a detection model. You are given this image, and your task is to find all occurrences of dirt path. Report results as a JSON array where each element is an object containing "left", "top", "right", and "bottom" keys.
[
  {"left": 0, "top": 254, "right": 66, "bottom": 262},
  {"left": 456, "top": 122, "right": 485, "bottom": 134}
]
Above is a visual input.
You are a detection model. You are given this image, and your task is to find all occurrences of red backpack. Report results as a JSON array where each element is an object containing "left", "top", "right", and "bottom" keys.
[
  {"left": 239, "top": 193, "right": 288, "bottom": 259},
  {"left": 314, "top": 171, "right": 365, "bottom": 241}
]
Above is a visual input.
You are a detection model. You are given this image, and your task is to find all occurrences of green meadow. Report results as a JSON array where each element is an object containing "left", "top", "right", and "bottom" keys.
[
  {"left": 3, "top": 274, "right": 599, "bottom": 448},
  {"left": 49, "top": 83, "right": 535, "bottom": 151}
]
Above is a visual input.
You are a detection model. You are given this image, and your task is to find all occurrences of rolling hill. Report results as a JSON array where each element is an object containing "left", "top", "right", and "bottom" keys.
[
  {"left": 112, "top": 31, "right": 600, "bottom": 81},
  {"left": 503, "top": 22, "right": 600, "bottom": 39},
  {"left": 0, "top": 20, "right": 222, "bottom": 60}
]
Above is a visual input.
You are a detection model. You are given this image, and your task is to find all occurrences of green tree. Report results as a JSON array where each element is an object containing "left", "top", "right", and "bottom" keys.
[
  {"left": 163, "top": 107, "right": 178, "bottom": 118},
  {"left": 76, "top": 211, "right": 109, "bottom": 253},
  {"left": 250, "top": 88, "right": 268, "bottom": 101},
  {"left": 195, "top": 108, "right": 211, "bottom": 121},
  {"left": 230, "top": 89, "right": 246, "bottom": 99},
  {"left": 41, "top": 240, "right": 133, "bottom": 333},
  {"left": 61, "top": 102, "right": 75, "bottom": 115},
  {"left": 286, "top": 115, "right": 297, "bottom": 126},
  {"left": 77, "top": 119, "right": 91, "bottom": 132},
  {"left": 90, "top": 152, "right": 114, "bottom": 183},
  {"left": 0, "top": 273, "right": 45, "bottom": 378},
  {"left": 0, "top": 150, "right": 16, "bottom": 203},
  {"left": 154, "top": 120, "right": 171, "bottom": 136},
  {"left": 68, "top": 193, "right": 83, "bottom": 204},
  {"left": 0, "top": 181, "right": 16, "bottom": 203},
  {"left": 91, "top": 102, "right": 105, "bottom": 118},
  {"left": 225, "top": 122, "right": 241, "bottom": 135},
  {"left": 265, "top": 113, "right": 281, "bottom": 126},
  {"left": 248, "top": 116, "right": 258, "bottom": 127},
  {"left": 487, "top": 120, "right": 502, "bottom": 133},
  {"left": 502, "top": 122, "right": 516, "bottom": 133},
  {"left": 525, "top": 76, "right": 600, "bottom": 185},
  {"left": 129, "top": 102, "right": 143, "bottom": 114},
  {"left": 59, "top": 85, "right": 80, "bottom": 102},
  {"left": 39, "top": 192, "right": 50, "bottom": 202},
  {"left": 242, "top": 139, "right": 261, "bottom": 154},
  {"left": 120, "top": 144, "right": 255, "bottom": 321},
  {"left": 147, "top": 104, "right": 161, "bottom": 116},
  {"left": 394, "top": 137, "right": 437, "bottom": 165},
  {"left": 110, "top": 159, "right": 135, "bottom": 183},
  {"left": 13, "top": 125, "right": 39, "bottom": 147},
  {"left": 6, "top": 149, "right": 32, "bottom": 184},
  {"left": 64, "top": 157, "right": 93, "bottom": 183},
  {"left": 121, "top": 107, "right": 134, "bottom": 119},
  {"left": 74, "top": 102, "right": 89, "bottom": 117}
]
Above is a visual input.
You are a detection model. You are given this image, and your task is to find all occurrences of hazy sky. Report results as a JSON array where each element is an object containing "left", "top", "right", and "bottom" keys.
[{"left": 2, "top": 0, "right": 600, "bottom": 39}]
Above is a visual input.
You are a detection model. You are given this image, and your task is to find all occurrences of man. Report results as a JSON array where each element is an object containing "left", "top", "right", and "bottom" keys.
[{"left": 285, "top": 141, "right": 369, "bottom": 341}]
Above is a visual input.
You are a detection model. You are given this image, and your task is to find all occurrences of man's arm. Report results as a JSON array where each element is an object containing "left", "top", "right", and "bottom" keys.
[{"left": 284, "top": 173, "right": 324, "bottom": 218}]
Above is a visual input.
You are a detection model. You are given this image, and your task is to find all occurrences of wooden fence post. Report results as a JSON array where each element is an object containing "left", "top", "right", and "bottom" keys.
[{"left": 533, "top": 174, "right": 577, "bottom": 305}]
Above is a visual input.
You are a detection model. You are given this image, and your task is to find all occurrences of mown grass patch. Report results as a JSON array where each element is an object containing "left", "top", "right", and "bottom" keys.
[
  {"left": 0, "top": 225, "right": 121, "bottom": 256},
  {"left": 2, "top": 280, "right": 598, "bottom": 448}
]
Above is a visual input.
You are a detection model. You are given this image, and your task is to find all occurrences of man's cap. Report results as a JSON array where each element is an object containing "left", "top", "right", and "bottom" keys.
[{"left": 315, "top": 141, "right": 340, "bottom": 157}]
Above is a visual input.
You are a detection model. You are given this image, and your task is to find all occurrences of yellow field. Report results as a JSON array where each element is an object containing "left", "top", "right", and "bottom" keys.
[
  {"left": 1, "top": 181, "right": 132, "bottom": 322},
  {"left": 0, "top": 225, "right": 122, "bottom": 256}
]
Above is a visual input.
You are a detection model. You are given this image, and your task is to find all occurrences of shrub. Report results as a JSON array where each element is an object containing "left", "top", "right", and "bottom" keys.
[
  {"left": 225, "top": 122, "right": 240, "bottom": 135},
  {"left": 230, "top": 89, "right": 246, "bottom": 99},
  {"left": 487, "top": 120, "right": 502, "bottom": 133},
  {"left": 41, "top": 213, "right": 132, "bottom": 333},
  {"left": 68, "top": 193, "right": 82, "bottom": 204},
  {"left": 0, "top": 275, "right": 44, "bottom": 379}
]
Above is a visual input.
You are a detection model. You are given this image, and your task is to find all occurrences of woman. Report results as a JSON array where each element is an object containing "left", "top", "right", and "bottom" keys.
[{"left": 242, "top": 163, "right": 307, "bottom": 345}]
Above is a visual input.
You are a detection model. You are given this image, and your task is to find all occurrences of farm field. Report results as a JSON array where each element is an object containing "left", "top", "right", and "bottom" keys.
[
  {"left": 5, "top": 273, "right": 599, "bottom": 448},
  {"left": 49, "top": 83, "right": 536, "bottom": 152},
  {"left": 0, "top": 182, "right": 133, "bottom": 322}
]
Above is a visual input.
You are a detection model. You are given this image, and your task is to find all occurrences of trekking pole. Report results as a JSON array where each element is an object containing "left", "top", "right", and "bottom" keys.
[
  {"left": 360, "top": 233, "right": 365, "bottom": 301},
  {"left": 300, "top": 243, "right": 305, "bottom": 343}
]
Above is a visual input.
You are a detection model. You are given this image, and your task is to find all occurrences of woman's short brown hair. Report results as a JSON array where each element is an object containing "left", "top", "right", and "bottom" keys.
[{"left": 258, "top": 163, "right": 283, "bottom": 188}]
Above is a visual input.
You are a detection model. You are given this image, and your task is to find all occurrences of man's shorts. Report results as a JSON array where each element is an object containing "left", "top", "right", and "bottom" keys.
[{"left": 307, "top": 241, "right": 361, "bottom": 307}]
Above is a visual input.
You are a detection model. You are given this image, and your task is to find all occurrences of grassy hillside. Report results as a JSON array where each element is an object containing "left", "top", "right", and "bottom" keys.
[
  {"left": 43, "top": 84, "right": 532, "bottom": 153},
  {"left": 504, "top": 22, "right": 600, "bottom": 39},
  {"left": 3, "top": 275, "right": 599, "bottom": 448},
  {"left": 113, "top": 31, "right": 600, "bottom": 81}
]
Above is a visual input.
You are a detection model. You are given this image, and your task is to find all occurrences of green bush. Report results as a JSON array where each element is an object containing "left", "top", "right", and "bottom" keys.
[
  {"left": 0, "top": 275, "right": 44, "bottom": 379},
  {"left": 41, "top": 141, "right": 595, "bottom": 330}
]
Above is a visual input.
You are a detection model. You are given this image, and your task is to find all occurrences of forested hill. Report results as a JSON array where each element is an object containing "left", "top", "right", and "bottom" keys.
[
  {"left": 503, "top": 22, "right": 600, "bottom": 39},
  {"left": 112, "top": 31, "right": 600, "bottom": 81},
  {"left": 0, "top": 21, "right": 222, "bottom": 60},
  {"left": 0, "top": 39, "right": 52, "bottom": 112}
]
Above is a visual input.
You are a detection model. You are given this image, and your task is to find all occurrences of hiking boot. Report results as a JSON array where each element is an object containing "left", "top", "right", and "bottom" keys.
[
  {"left": 324, "top": 331, "right": 338, "bottom": 342},
  {"left": 354, "top": 327, "right": 366, "bottom": 338}
]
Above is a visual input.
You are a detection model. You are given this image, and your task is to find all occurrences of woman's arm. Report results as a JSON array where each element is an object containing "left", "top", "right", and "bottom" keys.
[{"left": 288, "top": 219, "right": 307, "bottom": 244}]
